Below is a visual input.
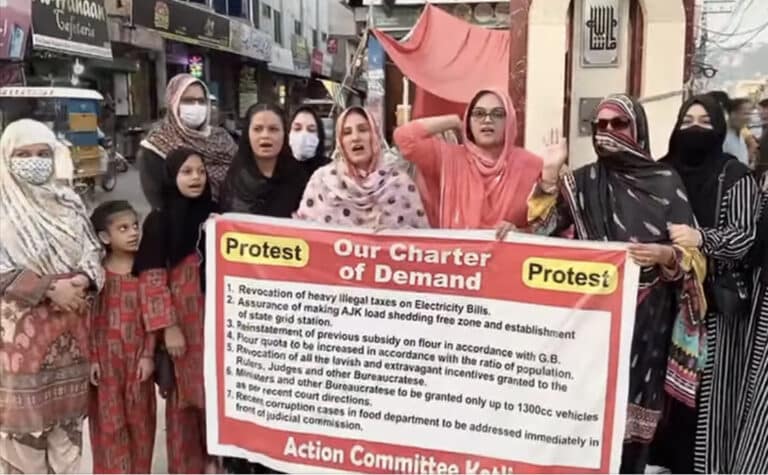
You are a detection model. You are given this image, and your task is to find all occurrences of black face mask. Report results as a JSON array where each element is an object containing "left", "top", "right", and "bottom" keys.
[{"left": 676, "top": 126, "right": 721, "bottom": 158}]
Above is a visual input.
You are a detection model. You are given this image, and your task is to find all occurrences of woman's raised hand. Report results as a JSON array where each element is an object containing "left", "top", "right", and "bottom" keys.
[{"left": 541, "top": 128, "right": 568, "bottom": 186}]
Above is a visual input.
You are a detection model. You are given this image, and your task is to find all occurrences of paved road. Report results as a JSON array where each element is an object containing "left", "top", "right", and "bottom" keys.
[{"left": 81, "top": 166, "right": 169, "bottom": 473}]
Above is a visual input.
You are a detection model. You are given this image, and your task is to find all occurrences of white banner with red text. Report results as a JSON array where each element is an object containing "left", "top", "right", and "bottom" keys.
[{"left": 204, "top": 214, "right": 639, "bottom": 474}]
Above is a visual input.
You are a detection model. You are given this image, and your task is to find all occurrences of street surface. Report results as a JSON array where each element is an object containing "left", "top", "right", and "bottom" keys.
[{"left": 81, "top": 167, "right": 168, "bottom": 473}]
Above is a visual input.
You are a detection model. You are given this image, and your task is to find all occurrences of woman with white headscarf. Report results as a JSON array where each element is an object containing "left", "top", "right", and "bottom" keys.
[{"left": 0, "top": 119, "right": 104, "bottom": 473}]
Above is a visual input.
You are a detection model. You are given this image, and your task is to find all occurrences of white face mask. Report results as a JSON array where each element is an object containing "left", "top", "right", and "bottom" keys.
[
  {"left": 9, "top": 156, "right": 54, "bottom": 185},
  {"left": 289, "top": 131, "right": 320, "bottom": 161},
  {"left": 178, "top": 104, "right": 208, "bottom": 129}
]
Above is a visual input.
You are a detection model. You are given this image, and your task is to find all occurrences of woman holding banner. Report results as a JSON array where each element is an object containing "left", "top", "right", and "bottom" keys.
[
  {"left": 392, "top": 89, "right": 542, "bottom": 230},
  {"left": 296, "top": 106, "right": 429, "bottom": 229},
  {"left": 523, "top": 94, "right": 707, "bottom": 473}
]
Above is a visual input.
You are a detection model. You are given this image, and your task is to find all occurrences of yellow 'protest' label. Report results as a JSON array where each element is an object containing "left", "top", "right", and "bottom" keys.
[
  {"left": 522, "top": 257, "right": 618, "bottom": 295},
  {"left": 220, "top": 232, "right": 309, "bottom": 267}
]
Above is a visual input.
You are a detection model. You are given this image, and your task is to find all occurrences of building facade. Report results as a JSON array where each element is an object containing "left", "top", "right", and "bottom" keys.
[{"left": 345, "top": 0, "right": 697, "bottom": 166}]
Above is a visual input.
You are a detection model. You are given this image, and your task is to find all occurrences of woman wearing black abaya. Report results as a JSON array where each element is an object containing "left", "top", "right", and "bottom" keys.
[
  {"left": 525, "top": 94, "right": 707, "bottom": 473},
  {"left": 651, "top": 94, "right": 759, "bottom": 473},
  {"left": 731, "top": 172, "right": 768, "bottom": 473},
  {"left": 219, "top": 103, "right": 309, "bottom": 216}
]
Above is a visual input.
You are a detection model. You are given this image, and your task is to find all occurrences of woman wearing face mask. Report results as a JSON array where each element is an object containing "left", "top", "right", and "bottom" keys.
[
  {"left": 649, "top": 95, "right": 759, "bottom": 474},
  {"left": 138, "top": 74, "right": 237, "bottom": 208},
  {"left": 526, "top": 95, "right": 707, "bottom": 473},
  {"left": 133, "top": 147, "right": 218, "bottom": 474},
  {"left": 0, "top": 119, "right": 104, "bottom": 473},
  {"left": 219, "top": 103, "right": 308, "bottom": 217},
  {"left": 289, "top": 105, "right": 330, "bottom": 176},
  {"left": 393, "top": 88, "right": 544, "bottom": 230},
  {"left": 295, "top": 106, "right": 429, "bottom": 229}
]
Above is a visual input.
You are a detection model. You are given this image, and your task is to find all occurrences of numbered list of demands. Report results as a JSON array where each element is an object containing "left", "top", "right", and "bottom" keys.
[{"left": 220, "top": 266, "right": 615, "bottom": 473}]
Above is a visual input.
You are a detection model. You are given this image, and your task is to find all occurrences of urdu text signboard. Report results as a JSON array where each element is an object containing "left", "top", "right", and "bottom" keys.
[
  {"left": 204, "top": 215, "right": 640, "bottom": 473},
  {"left": 31, "top": 0, "right": 112, "bottom": 60}
]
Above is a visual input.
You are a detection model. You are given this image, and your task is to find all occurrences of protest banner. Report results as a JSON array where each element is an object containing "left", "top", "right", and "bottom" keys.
[{"left": 204, "top": 214, "right": 640, "bottom": 474}]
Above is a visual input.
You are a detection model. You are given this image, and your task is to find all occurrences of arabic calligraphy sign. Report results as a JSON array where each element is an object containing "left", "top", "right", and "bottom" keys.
[{"left": 581, "top": 0, "right": 620, "bottom": 68}]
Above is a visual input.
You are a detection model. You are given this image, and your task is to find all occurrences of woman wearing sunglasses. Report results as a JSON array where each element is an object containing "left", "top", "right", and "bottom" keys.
[
  {"left": 526, "top": 94, "right": 707, "bottom": 473},
  {"left": 393, "top": 89, "right": 546, "bottom": 230},
  {"left": 649, "top": 94, "right": 760, "bottom": 474}
]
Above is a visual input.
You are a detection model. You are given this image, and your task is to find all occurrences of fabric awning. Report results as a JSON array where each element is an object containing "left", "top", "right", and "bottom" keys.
[{"left": 372, "top": 4, "right": 510, "bottom": 105}]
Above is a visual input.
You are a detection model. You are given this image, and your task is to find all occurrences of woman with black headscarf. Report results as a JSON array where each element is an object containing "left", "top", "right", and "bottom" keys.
[
  {"left": 132, "top": 147, "right": 218, "bottom": 473},
  {"left": 288, "top": 105, "right": 330, "bottom": 176},
  {"left": 731, "top": 173, "right": 767, "bottom": 473},
  {"left": 218, "top": 103, "right": 298, "bottom": 475},
  {"left": 650, "top": 94, "right": 760, "bottom": 474},
  {"left": 219, "top": 103, "right": 309, "bottom": 216},
  {"left": 524, "top": 94, "right": 707, "bottom": 473}
]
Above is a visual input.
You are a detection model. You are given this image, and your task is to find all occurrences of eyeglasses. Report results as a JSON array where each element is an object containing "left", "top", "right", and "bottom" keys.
[
  {"left": 592, "top": 117, "right": 631, "bottom": 132},
  {"left": 470, "top": 108, "right": 506, "bottom": 121}
]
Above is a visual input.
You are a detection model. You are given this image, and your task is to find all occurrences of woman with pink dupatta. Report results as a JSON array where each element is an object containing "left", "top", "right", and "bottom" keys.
[
  {"left": 296, "top": 106, "right": 429, "bottom": 229},
  {"left": 393, "top": 89, "right": 546, "bottom": 230}
]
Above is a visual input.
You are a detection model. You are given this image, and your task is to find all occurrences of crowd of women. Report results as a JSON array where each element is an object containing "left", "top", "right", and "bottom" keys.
[{"left": 0, "top": 71, "right": 766, "bottom": 474}]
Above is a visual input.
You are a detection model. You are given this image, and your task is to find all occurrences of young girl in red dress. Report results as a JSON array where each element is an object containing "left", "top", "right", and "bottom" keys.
[
  {"left": 88, "top": 200, "right": 156, "bottom": 473},
  {"left": 132, "top": 147, "right": 217, "bottom": 474}
]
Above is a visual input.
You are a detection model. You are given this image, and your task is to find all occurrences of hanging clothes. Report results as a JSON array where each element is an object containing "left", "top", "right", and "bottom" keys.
[
  {"left": 295, "top": 106, "right": 429, "bottom": 229},
  {"left": 394, "top": 88, "right": 542, "bottom": 229},
  {"left": 0, "top": 119, "right": 104, "bottom": 473},
  {"left": 526, "top": 95, "right": 707, "bottom": 473}
]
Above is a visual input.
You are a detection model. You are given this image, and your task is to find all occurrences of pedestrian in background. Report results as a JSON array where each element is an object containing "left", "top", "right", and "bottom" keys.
[
  {"left": 219, "top": 103, "right": 309, "bottom": 217},
  {"left": 525, "top": 95, "right": 707, "bottom": 473},
  {"left": 295, "top": 106, "right": 429, "bottom": 229},
  {"left": 0, "top": 119, "right": 104, "bottom": 474},
  {"left": 723, "top": 97, "right": 753, "bottom": 166},
  {"left": 132, "top": 148, "right": 217, "bottom": 474},
  {"left": 88, "top": 200, "right": 156, "bottom": 474},
  {"left": 652, "top": 94, "right": 759, "bottom": 473},
  {"left": 138, "top": 74, "right": 237, "bottom": 207},
  {"left": 289, "top": 105, "right": 330, "bottom": 177},
  {"left": 393, "top": 88, "right": 543, "bottom": 230}
]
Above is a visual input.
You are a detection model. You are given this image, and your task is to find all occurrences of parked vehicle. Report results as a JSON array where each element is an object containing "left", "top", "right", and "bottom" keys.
[{"left": 0, "top": 87, "right": 116, "bottom": 201}]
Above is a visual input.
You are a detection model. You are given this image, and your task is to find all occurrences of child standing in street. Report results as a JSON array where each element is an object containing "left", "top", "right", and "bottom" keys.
[{"left": 89, "top": 200, "right": 156, "bottom": 473}]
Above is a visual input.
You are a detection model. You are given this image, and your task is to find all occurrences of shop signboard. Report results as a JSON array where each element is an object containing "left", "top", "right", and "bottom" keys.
[
  {"left": 132, "top": 0, "right": 230, "bottom": 52},
  {"left": 0, "top": 0, "right": 31, "bottom": 60},
  {"left": 291, "top": 34, "right": 311, "bottom": 76},
  {"left": 31, "top": 0, "right": 112, "bottom": 59},
  {"left": 230, "top": 19, "right": 271, "bottom": 62}
]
